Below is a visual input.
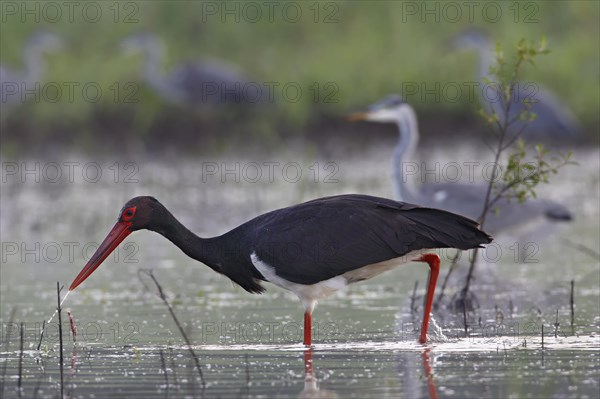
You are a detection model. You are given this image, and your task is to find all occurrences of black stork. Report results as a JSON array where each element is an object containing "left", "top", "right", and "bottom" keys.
[{"left": 69, "top": 194, "right": 491, "bottom": 345}]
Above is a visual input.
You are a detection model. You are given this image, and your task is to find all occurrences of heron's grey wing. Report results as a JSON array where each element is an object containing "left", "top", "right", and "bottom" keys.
[
  {"left": 418, "top": 183, "right": 486, "bottom": 221},
  {"left": 169, "top": 60, "right": 255, "bottom": 104},
  {"left": 484, "top": 197, "right": 572, "bottom": 234},
  {"left": 526, "top": 85, "right": 584, "bottom": 140},
  {"left": 418, "top": 183, "right": 569, "bottom": 234},
  {"left": 506, "top": 83, "right": 584, "bottom": 140},
  {"left": 196, "top": 59, "right": 252, "bottom": 85}
]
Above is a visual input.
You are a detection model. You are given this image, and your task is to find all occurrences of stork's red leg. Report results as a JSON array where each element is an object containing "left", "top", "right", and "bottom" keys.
[
  {"left": 304, "top": 311, "right": 312, "bottom": 346},
  {"left": 418, "top": 254, "right": 441, "bottom": 344}
]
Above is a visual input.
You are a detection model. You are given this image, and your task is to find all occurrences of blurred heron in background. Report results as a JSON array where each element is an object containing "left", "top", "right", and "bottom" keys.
[
  {"left": 120, "top": 33, "right": 263, "bottom": 106},
  {"left": 348, "top": 95, "right": 572, "bottom": 236},
  {"left": 0, "top": 31, "right": 63, "bottom": 104},
  {"left": 452, "top": 29, "right": 585, "bottom": 143}
]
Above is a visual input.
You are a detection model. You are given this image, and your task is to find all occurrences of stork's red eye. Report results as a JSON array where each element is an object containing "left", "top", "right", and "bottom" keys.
[{"left": 122, "top": 207, "right": 136, "bottom": 221}]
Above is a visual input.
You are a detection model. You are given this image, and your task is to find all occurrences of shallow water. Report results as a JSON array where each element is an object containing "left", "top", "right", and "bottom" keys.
[{"left": 1, "top": 145, "right": 599, "bottom": 398}]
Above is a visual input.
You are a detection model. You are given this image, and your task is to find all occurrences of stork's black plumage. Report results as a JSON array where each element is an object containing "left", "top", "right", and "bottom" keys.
[
  {"left": 226, "top": 194, "right": 489, "bottom": 287},
  {"left": 68, "top": 194, "right": 492, "bottom": 345}
]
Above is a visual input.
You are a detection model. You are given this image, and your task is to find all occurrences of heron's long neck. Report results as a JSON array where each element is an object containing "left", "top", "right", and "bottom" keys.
[
  {"left": 23, "top": 45, "right": 45, "bottom": 84},
  {"left": 475, "top": 43, "right": 495, "bottom": 81},
  {"left": 392, "top": 109, "right": 419, "bottom": 202},
  {"left": 142, "top": 43, "right": 167, "bottom": 89}
]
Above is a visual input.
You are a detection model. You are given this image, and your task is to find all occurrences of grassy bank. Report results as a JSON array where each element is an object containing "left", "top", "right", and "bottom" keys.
[{"left": 1, "top": 1, "right": 598, "bottom": 155}]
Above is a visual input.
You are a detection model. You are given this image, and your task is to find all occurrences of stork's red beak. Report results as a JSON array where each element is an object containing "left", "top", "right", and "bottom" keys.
[{"left": 69, "top": 221, "right": 132, "bottom": 291}]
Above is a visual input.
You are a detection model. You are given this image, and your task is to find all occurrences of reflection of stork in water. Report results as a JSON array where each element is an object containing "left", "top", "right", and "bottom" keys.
[
  {"left": 300, "top": 349, "right": 338, "bottom": 398},
  {"left": 421, "top": 349, "right": 439, "bottom": 399},
  {"left": 0, "top": 31, "right": 63, "bottom": 104},
  {"left": 393, "top": 349, "right": 439, "bottom": 398},
  {"left": 120, "top": 33, "right": 262, "bottom": 105},
  {"left": 348, "top": 95, "right": 572, "bottom": 236},
  {"left": 452, "top": 29, "right": 585, "bottom": 143},
  {"left": 300, "top": 349, "right": 437, "bottom": 398}
]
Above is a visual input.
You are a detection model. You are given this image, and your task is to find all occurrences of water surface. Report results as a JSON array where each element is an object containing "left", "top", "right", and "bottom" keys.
[{"left": 1, "top": 145, "right": 599, "bottom": 398}]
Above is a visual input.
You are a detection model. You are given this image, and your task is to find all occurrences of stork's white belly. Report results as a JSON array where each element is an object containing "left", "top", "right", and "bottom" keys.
[{"left": 250, "top": 250, "right": 423, "bottom": 313}]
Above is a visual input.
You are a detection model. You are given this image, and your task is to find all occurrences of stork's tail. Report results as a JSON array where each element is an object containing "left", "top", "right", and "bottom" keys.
[{"left": 402, "top": 207, "right": 493, "bottom": 251}]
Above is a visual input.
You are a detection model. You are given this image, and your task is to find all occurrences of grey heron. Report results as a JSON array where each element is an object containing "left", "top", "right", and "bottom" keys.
[
  {"left": 452, "top": 29, "right": 585, "bottom": 143},
  {"left": 348, "top": 95, "right": 572, "bottom": 235},
  {"left": 0, "top": 31, "right": 63, "bottom": 104},
  {"left": 120, "top": 33, "right": 262, "bottom": 105}
]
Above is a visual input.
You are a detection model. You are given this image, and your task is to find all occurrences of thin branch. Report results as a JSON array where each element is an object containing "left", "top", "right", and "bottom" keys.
[
  {"left": 481, "top": 135, "right": 496, "bottom": 153},
  {"left": 17, "top": 322, "right": 24, "bottom": 398},
  {"left": 159, "top": 348, "right": 169, "bottom": 392},
  {"left": 168, "top": 347, "right": 178, "bottom": 389},
  {"left": 463, "top": 39, "right": 564, "bottom": 295},
  {"left": 57, "top": 282, "right": 64, "bottom": 399},
  {"left": 570, "top": 280, "right": 575, "bottom": 336},
  {"left": 139, "top": 269, "right": 205, "bottom": 388},
  {"left": 541, "top": 324, "right": 544, "bottom": 350},
  {"left": 0, "top": 307, "right": 17, "bottom": 395},
  {"left": 502, "top": 123, "right": 529, "bottom": 150},
  {"left": 36, "top": 320, "right": 46, "bottom": 351},
  {"left": 410, "top": 280, "right": 419, "bottom": 314}
]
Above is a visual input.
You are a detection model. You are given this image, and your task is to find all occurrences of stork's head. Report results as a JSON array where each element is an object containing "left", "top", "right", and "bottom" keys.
[{"left": 68, "top": 196, "right": 169, "bottom": 291}]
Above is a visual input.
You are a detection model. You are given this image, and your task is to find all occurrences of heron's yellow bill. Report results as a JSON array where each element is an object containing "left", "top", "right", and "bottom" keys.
[{"left": 345, "top": 112, "right": 369, "bottom": 122}]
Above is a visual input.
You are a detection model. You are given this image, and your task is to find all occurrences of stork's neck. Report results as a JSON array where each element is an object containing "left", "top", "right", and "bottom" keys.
[
  {"left": 392, "top": 107, "right": 419, "bottom": 202},
  {"left": 153, "top": 210, "right": 223, "bottom": 273}
]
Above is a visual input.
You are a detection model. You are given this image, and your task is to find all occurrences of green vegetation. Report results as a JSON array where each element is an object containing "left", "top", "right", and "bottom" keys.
[
  {"left": 438, "top": 35, "right": 577, "bottom": 303},
  {"left": 482, "top": 37, "right": 575, "bottom": 208},
  {"left": 1, "top": 1, "right": 597, "bottom": 154},
  {"left": 463, "top": 36, "right": 574, "bottom": 295}
]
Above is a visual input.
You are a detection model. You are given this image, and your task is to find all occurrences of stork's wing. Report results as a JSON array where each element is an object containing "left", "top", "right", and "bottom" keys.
[{"left": 246, "top": 194, "right": 491, "bottom": 285}]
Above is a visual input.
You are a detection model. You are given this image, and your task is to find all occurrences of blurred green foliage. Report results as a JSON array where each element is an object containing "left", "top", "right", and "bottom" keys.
[{"left": 0, "top": 1, "right": 598, "bottom": 154}]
